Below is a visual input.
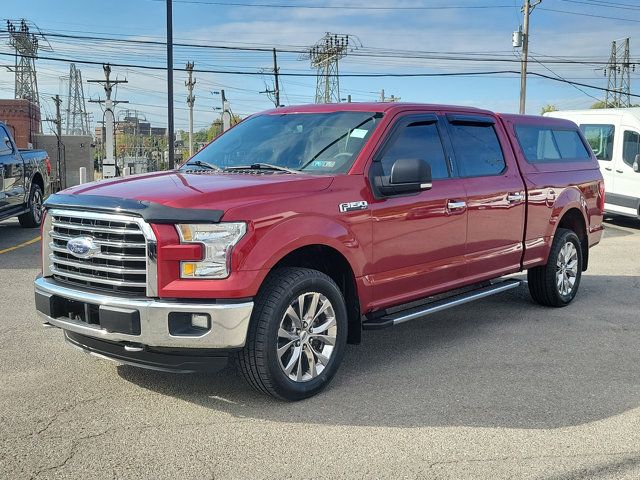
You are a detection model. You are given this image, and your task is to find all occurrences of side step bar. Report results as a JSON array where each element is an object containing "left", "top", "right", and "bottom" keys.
[{"left": 362, "top": 279, "right": 523, "bottom": 330}]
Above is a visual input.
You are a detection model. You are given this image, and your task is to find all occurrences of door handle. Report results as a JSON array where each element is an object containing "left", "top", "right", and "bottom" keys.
[
  {"left": 447, "top": 200, "right": 467, "bottom": 210},
  {"left": 616, "top": 169, "right": 624, "bottom": 173},
  {"left": 604, "top": 167, "right": 612, "bottom": 171},
  {"left": 506, "top": 192, "right": 524, "bottom": 203}
]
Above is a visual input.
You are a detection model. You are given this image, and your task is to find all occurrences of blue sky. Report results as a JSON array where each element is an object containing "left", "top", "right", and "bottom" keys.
[{"left": 1, "top": 0, "right": 639, "bottom": 134}]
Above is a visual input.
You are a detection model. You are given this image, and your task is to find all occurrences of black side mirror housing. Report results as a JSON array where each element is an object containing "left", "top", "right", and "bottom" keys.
[{"left": 379, "top": 158, "right": 432, "bottom": 195}]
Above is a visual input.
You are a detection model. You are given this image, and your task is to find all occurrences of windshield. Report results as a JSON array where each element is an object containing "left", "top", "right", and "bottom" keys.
[{"left": 181, "top": 111, "right": 382, "bottom": 174}]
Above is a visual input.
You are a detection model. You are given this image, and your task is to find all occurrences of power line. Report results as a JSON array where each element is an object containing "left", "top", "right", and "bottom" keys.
[
  {"left": 557, "top": 0, "right": 640, "bottom": 10},
  {"left": 2, "top": 50, "right": 637, "bottom": 99},
  {"left": 539, "top": 7, "right": 640, "bottom": 23},
  {"left": 144, "top": 0, "right": 517, "bottom": 10}
]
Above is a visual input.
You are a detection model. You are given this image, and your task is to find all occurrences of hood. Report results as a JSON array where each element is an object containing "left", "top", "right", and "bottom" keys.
[{"left": 62, "top": 171, "right": 334, "bottom": 213}]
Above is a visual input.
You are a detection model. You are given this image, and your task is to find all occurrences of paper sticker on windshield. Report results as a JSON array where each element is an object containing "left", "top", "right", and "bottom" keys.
[
  {"left": 350, "top": 128, "right": 368, "bottom": 138},
  {"left": 310, "top": 160, "right": 336, "bottom": 168}
]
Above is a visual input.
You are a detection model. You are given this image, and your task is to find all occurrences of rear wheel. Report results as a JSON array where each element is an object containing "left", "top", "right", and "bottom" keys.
[
  {"left": 528, "top": 228, "right": 583, "bottom": 307},
  {"left": 236, "top": 267, "right": 348, "bottom": 401},
  {"left": 18, "top": 183, "right": 44, "bottom": 228}
]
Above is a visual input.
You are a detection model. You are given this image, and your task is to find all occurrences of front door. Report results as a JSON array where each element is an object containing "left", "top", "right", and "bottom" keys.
[
  {"left": 368, "top": 114, "right": 468, "bottom": 310},
  {"left": 0, "top": 125, "right": 24, "bottom": 211},
  {"left": 580, "top": 123, "right": 617, "bottom": 211}
]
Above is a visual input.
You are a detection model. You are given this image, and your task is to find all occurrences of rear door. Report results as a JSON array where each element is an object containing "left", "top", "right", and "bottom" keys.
[
  {"left": 0, "top": 125, "right": 25, "bottom": 211},
  {"left": 613, "top": 126, "right": 640, "bottom": 216},
  {"left": 368, "top": 113, "right": 468, "bottom": 309},
  {"left": 445, "top": 114, "right": 526, "bottom": 282}
]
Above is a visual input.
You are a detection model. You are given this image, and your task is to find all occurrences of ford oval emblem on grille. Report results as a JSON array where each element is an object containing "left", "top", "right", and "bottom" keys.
[{"left": 66, "top": 236, "right": 100, "bottom": 259}]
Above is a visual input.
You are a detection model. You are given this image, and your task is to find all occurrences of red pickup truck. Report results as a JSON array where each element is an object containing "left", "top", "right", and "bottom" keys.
[{"left": 35, "top": 103, "right": 604, "bottom": 400}]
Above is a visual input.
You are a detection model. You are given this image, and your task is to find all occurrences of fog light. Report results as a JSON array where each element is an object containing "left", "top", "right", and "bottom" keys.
[{"left": 191, "top": 313, "right": 210, "bottom": 329}]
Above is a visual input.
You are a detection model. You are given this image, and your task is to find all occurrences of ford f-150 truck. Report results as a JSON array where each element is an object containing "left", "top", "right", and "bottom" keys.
[
  {"left": 1, "top": 121, "right": 51, "bottom": 227},
  {"left": 34, "top": 103, "right": 604, "bottom": 400}
]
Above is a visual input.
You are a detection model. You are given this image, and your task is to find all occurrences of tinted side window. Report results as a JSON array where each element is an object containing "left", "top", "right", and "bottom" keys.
[
  {"left": 580, "top": 124, "right": 614, "bottom": 161},
  {"left": 622, "top": 130, "right": 640, "bottom": 167},
  {"left": 0, "top": 126, "right": 12, "bottom": 155},
  {"left": 380, "top": 122, "right": 449, "bottom": 179},
  {"left": 514, "top": 126, "right": 590, "bottom": 163},
  {"left": 448, "top": 123, "right": 505, "bottom": 177}
]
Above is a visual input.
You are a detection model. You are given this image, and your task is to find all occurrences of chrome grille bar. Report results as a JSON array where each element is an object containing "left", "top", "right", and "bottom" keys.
[{"left": 43, "top": 209, "right": 157, "bottom": 296}]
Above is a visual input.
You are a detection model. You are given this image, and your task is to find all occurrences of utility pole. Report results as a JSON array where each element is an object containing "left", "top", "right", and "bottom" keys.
[
  {"left": 273, "top": 48, "right": 280, "bottom": 108},
  {"left": 88, "top": 64, "right": 128, "bottom": 178},
  {"left": 65, "top": 63, "right": 90, "bottom": 136},
  {"left": 45, "top": 95, "right": 64, "bottom": 190},
  {"left": 299, "top": 33, "right": 356, "bottom": 104},
  {"left": 605, "top": 38, "right": 633, "bottom": 108},
  {"left": 518, "top": 0, "right": 542, "bottom": 114},
  {"left": 185, "top": 61, "right": 196, "bottom": 157},
  {"left": 166, "top": 0, "right": 175, "bottom": 169}
]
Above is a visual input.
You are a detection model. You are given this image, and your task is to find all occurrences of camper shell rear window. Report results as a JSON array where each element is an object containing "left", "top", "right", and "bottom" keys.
[{"left": 514, "top": 125, "right": 591, "bottom": 163}]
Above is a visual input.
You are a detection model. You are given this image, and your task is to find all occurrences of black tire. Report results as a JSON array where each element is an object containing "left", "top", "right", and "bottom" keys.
[
  {"left": 235, "top": 267, "right": 348, "bottom": 401},
  {"left": 18, "top": 183, "right": 44, "bottom": 228},
  {"left": 528, "top": 228, "right": 583, "bottom": 307}
]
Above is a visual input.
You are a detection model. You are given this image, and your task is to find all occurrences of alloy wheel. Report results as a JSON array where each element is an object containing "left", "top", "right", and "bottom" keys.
[
  {"left": 277, "top": 292, "right": 337, "bottom": 382},
  {"left": 556, "top": 241, "right": 578, "bottom": 296}
]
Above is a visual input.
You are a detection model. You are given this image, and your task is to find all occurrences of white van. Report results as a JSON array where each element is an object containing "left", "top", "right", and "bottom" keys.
[{"left": 545, "top": 108, "right": 640, "bottom": 219}]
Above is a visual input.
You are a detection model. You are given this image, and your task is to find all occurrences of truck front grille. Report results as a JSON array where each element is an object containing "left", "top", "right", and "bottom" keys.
[{"left": 46, "top": 210, "right": 152, "bottom": 296}]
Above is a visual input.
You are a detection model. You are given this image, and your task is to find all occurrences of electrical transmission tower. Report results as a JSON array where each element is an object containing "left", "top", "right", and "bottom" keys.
[
  {"left": 605, "top": 38, "right": 634, "bottom": 108},
  {"left": 65, "top": 64, "right": 90, "bottom": 135},
  {"left": 299, "top": 33, "right": 357, "bottom": 104},
  {"left": 6, "top": 19, "right": 52, "bottom": 106}
]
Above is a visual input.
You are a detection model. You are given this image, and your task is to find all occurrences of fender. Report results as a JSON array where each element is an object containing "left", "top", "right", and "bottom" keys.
[
  {"left": 236, "top": 214, "right": 368, "bottom": 276},
  {"left": 524, "top": 185, "right": 588, "bottom": 268}
]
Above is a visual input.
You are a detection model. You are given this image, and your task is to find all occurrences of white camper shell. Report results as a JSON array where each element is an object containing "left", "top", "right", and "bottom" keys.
[{"left": 546, "top": 108, "right": 640, "bottom": 219}]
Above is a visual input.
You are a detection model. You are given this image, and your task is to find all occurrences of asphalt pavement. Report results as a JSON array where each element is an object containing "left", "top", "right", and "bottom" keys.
[{"left": 0, "top": 215, "right": 639, "bottom": 479}]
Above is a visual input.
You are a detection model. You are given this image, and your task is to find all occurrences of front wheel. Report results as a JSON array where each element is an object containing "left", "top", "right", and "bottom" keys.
[
  {"left": 18, "top": 183, "right": 44, "bottom": 228},
  {"left": 236, "top": 267, "right": 348, "bottom": 401},
  {"left": 528, "top": 228, "right": 583, "bottom": 307}
]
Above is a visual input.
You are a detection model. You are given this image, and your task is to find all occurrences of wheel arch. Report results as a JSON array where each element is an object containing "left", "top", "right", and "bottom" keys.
[
  {"left": 555, "top": 206, "right": 589, "bottom": 271},
  {"left": 269, "top": 244, "right": 362, "bottom": 345},
  {"left": 31, "top": 172, "right": 45, "bottom": 194}
]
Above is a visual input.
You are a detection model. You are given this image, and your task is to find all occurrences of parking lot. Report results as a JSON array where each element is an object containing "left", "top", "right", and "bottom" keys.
[{"left": 0, "top": 216, "right": 639, "bottom": 479}]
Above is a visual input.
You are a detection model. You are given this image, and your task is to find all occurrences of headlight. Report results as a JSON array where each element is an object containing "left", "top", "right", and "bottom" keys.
[{"left": 177, "top": 223, "right": 246, "bottom": 279}]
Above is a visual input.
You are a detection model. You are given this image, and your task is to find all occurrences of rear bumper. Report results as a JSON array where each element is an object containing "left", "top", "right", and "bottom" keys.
[{"left": 35, "top": 276, "right": 254, "bottom": 350}]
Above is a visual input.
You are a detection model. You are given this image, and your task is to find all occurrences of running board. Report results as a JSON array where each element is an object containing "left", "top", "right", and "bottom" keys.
[{"left": 362, "top": 279, "right": 523, "bottom": 330}]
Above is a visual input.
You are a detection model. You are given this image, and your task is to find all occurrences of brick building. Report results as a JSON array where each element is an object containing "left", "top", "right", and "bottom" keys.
[{"left": 0, "top": 99, "right": 41, "bottom": 148}]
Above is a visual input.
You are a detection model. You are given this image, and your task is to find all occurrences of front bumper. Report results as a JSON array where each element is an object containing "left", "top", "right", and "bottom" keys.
[{"left": 34, "top": 276, "right": 254, "bottom": 350}]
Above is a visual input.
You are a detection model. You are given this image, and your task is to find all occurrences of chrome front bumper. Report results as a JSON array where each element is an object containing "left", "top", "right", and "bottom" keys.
[{"left": 34, "top": 276, "right": 253, "bottom": 349}]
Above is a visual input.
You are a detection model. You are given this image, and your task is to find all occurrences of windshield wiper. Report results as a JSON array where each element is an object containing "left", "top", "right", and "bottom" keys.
[
  {"left": 184, "top": 160, "right": 221, "bottom": 171},
  {"left": 224, "top": 163, "right": 300, "bottom": 174}
]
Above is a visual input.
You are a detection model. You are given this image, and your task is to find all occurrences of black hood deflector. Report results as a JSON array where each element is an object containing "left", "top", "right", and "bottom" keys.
[{"left": 44, "top": 194, "right": 224, "bottom": 224}]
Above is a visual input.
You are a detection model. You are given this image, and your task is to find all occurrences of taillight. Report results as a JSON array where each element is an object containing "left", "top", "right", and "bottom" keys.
[
  {"left": 44, "top": 156, "right": 52, "bottom": 175},
  {"left": 597, "top": 180, "right": 605, "bottom": 212}
]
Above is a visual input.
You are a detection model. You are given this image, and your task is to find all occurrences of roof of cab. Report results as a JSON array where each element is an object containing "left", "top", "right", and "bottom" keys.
[
  {"left": 498, "top": 112, "right": 580, "bottom": 129},
  {"left": 259, "top": 102, "right": 494, "bottom": 116}
]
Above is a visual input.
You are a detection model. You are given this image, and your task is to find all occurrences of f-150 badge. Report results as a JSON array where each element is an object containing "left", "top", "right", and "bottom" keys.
[{"left": 339, "top": 201, "right": 368, "bottom": 213}]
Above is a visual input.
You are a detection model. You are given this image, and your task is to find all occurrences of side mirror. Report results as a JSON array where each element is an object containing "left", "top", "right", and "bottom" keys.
[
  {"left": 2, "top": 137, "right": 12, "bottom": 152},
  {"left": 634, "top": 154, "right": 640, "bottom": 173},
  {"left": 379, "top": 158, "right": 432, "bottom": 195}
]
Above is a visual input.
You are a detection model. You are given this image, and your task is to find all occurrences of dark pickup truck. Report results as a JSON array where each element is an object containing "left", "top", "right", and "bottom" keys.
[{"left": 0, "top": 121, "right": 51, "bottom": 227}]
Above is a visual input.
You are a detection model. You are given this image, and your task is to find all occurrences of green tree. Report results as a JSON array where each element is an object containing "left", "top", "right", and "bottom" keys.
[
  {"left": 541, "top": 104, "right": 558, "bottom": 114},
  {"left": 590, "top": 100, "right": 608, "bottom": 109}
]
